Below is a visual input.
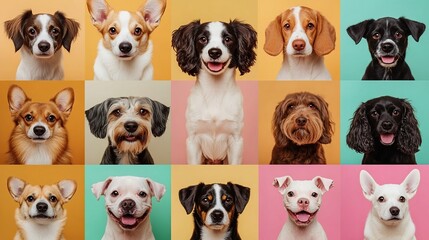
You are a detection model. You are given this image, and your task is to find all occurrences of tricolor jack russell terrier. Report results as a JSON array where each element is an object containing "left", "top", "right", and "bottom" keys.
[
  {"left": 172, "top": 20, "right": 257, "bottom": 165},
  {"left": 7, "top": 85, "right": 74, "bottom": 165},
  {"left": 92, "top": 176, "right": 166, "bottom": 240},
  {"left": 7, "top": 177, "right": 77, "bottom": 240},
  {"left": 179, "top": 182, "right": 251, "bottom": 240},
  {"left": 360, "top": 169, "right": 420, "bottom": 240},
  {"left": 87, "top": 0, "right": 167, "bottom": 80},
  {"left": 4, "top": 10, "right": 79, "bottom": 80},
  {"left": 85, "top": 97, "right": 170, "bottom": 164},
  {"left": 273, "top": 176, "right": 333, "bottom": 240},
  {"left": 264, "top": 6, "right": 336, "bottom": 80}
]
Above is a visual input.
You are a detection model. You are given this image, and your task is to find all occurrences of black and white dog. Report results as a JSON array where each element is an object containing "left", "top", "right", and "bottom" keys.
[
  {"left": 172, "top": 20, "right": 257, "bottom": 165},
  {"left": 179, "top": 182, "right": 251, "bottom": 240},
  {"left": 85, "top": 97, "right": 169, "bottom": 164},
  {"left": 4, "top": 10, "right": 79, "bottom": 80},
  {"left": 347, "top": 17, "right": 425, "bottom": 80}
]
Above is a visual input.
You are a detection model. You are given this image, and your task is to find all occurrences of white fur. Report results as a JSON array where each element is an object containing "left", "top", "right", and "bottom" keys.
[
  {"left": 14, "top": 212, "right": 66, "bottom": 240},
  {"left": 24, "top": 145, "right": 52, "bottom": 165}
]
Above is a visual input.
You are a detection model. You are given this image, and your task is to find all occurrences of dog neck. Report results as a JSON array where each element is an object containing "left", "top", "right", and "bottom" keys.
[
  {"left": 15, "top": 208, "right": 66, "bottom": 240},
  {"left": 272, "top": 142, "right": 326, "bottom": 164},
  {"left": 196, "top": 68, "right": 237, "bottom": 92},
  {"left": 101, "top": 146, "right": 154, "bottom": 164},
  {"left": 200, "top": 226, "right": 231, "bottom": 240},
  {"left": 104, "top": 216, "right": 154, "bottom": 240},
  {"left": 191, "top": 211, "right": 239, "bottom": 240},
  {"left": 18, "top": 47, "right": 63, "bottom": 80},
  {"left": 279, "top": 53, "right": 327, "bottom": 80},
  {"left": 362, "top": 144, "right": 416, "bottom": 164}
]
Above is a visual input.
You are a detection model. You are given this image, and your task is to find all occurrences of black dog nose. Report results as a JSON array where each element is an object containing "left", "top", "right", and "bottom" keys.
[
  {"left": 33, "top": 126, "right": 46, "bottom": 136},
  {"left": 38, "top": 41, "right": 51, "bottom": 52},
  {"left": 124, "top": 122, "right": 138, "bottom": 133},
  {"left": 36, "top": 202, "right": 48, "bottom": 213},
  {"left": 211, "top": 210, "right": 224, "bottom": 223},
  {"left": 390, "top": 206, "right": 400, "bottom": 216},
  {"left": 296, "top": 117, "right": 307, "bottom": 126},
  {"left": 381, "top": 121, "right": 393, "bottom": 130},
  {"left": 121, "top": 199, "right": 136, "bottom": 211},
  {"left": 208, "top": 48, "right": 222, "bottom": 59},
  {"left": 119, "top": 42, "right": 132, "bottom": 54},
  {"left": 381, "top": 43, "right": 394, "bottom": 53}
]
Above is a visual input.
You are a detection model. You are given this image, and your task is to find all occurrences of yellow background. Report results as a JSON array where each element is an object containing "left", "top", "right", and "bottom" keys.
[
  {"left": 0, "top": 165, "right": 85, "bottom": 239},
  {"left": 171, "top": 165, "right": 259, "bottom": 239},
  {"left": 257, "top": 0, "right": 340, "bottom": 80},
  {"left": 0, "top": 0, "right": 85, "bottom": 80},
  {"left": 0, "top": 81, "right": 85, "bottom": 164},
  {"left": 170, "top": 0, "right": 258, "bottom": 80},
  {"left": 85, "top": 0, "right": 171, "bottom": 80},
  {"left": 258, "top": 81, "right": 340, "bottom": 164}
]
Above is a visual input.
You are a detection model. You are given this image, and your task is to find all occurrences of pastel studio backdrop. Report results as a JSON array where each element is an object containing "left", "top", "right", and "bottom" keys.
[
  {"left": 85, "top": 165, "right": 171, "bottom": 239},
  {"left": 340, "top": 81, "right": 429, "bottom": 164},
  {"left": 341, "top": 0, "right": 429, "bottom": 80}
]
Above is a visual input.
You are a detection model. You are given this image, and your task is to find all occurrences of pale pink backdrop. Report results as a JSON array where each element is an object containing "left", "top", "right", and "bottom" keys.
[
  {"left": 171, "top": 81, "right": 258, "bottom": 164},
  {"left": 341, "top": 165, "right": 429, "bottom": 239},
  {"left": 259, "top": 165, "right": 341, "bottom": 240}
]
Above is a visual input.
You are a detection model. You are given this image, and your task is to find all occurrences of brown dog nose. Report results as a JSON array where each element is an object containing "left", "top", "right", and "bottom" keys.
[
  {"left": 298, "top": 198, "right": 309, "bottom": 208},
  {"left": 296, "top": 117, "right": 307, "bottom": 126},
  {"left": 292, "top": 39, "right": 306, "bottom": 51}
]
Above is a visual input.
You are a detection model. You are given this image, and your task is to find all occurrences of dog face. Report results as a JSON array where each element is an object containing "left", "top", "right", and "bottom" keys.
[
  {"left": 92, "top": 176, "right": 165, "bottom": 230},
  {"left": 360, "top": 169, "right": 419, "bottom": 225},
  {"left": 4, "top": 10, "right": 79, "bottom": 57},
  {"left": 273, "top": 92, "right": 333, "bottom": 147},
  {"left": 264, "top": 6, "right": 336, "bottom": 57},
  {"left": 346, "top": 96, "right": 421, "bottom": 155},
  {"left": 7, "top": 177, "right": 76, "bottom": 224},
  {"left": 172, "top": 20, "right": 257, "bottom": 76},
  {"left": 179, "top": 182, "right": 250, "bottom": 232},
  {"left": 273, "top": 176, "right": 333, "bottom": 227},
  {"left": 347, "top": 17, "right": 426, "bottom": 68},
  {"left": 87, "top": 0, "right": 166, "bottom": 60}
]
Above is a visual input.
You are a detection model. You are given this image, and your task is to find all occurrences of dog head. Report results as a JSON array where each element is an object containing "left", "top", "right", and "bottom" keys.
[
  {"left": 4, "top": 10, "right": 79, "bottom": 57},
  {"left": 346, "top": 96, "right": 421, "bottom": 155},
  {"left": 92, "top": 176, "right": 165, "bottom": 230},
  {"left": 7, "top": 177, "right": 76, "bottom": 224},
  {"left": 273, "top": 176, "right": 333, "bottom": 227},
  {"left": 273, "top": 92, "right": 333, "bottom": 147},
  {"left": 87, "top": 0, "right": 166, "bottom": 60},
  {"left": 179, "top": 182, "right": 250, "bottom": 232},
  {"left": 85, "top": 97, "right": 169, "bottom": 156},
  {"left": 264, "top": 6, "right": 336, "bottom": 57},
  {"left": 347, "top": 17, "right": 426, "bottom": 68},
  {"left": 8, "top": 84, "right": 74, "bottom": 143},
  {"left": 360, "top": 169, "right": 419, "bottom": 225},
  {"left": 172, "top": 20, "right": 257, "bottom": 76}
]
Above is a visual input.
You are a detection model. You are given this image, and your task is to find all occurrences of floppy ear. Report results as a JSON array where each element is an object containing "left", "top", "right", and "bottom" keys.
[
  {"left": 86, "top": 0, "right": 111, "bottom": 28},
  {"left": 91, "top": 177, "right": 113, "bottom": 200},
  {"left": 4, "top": 10, "right": 33, "bottom": 52},
  {"left": 272, "top": 99, "right": 290, "bottom": 148},
  {"left": 139, "top": 0, "right": 166, "bottom": 31},
  {"left": 360, "top": 170, "right": 378, "bottom": 201},
  {"left": 7, "top": 177, "right": 27, "bottom": 202},
  {"left": 316, "top": 95, "right": 333, "bottom": 144},
  {"left": 399, "top": 17, "right": 426, "bottom": 42},
  {"left": 313, "top": 11, "right": 336, "bottom": 56},
  {"left": 227, "top": 182, "right": 250, "bottom": 214},
  {"left": 273, "top": 176, "right": 293, "bottom": 195},
  {"left": 229, "top": 19, "right": 257, "bottom": 75},
  {"left": 346, "top": 102, "right": 374, "bottom": 153},
  {"left": 51, "top": 88, "right": 75, "bottom": 120},
  {"left": 146, "top": 178, "right": 166, "bottom": 201},
  {"left": 57, "top": 180, "right": 77, "bottom": 202},
  {"left": 400, "top": 169, "right": 420, "bottom": 199},
  {"left": 397, "top": 99, "right": 421, "bottom": 155},
  {"left": 7, "top": 84, "right": 31, "bottom": 117},
  {"left": 179, "top": 183, "right": 202, "bottom": 214},
  {"left": 85, "top": 98, "right": 116, "bottom": 138},
  {"left": 264, "top": 13, "right": 285, "bottom": 56},
  {"left": 54, "top": 11, "right": 80, "bottom": 52},
  {"left": 346, "top": 19, "right": 375, "bottom": 44},
  {"left": 172, "top": 20, "right": 201, "bottom": 76},
  {"left": 149, "top": 98, "right": 170, "bottom": 137},
  {"left": 313, "top": 176, "right": 333, "bottom": 194}
]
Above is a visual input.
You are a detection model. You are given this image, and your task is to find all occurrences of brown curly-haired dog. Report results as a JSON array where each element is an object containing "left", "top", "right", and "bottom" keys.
[{"left": 271, "top": 92, "right": 333, "bottom": 164}]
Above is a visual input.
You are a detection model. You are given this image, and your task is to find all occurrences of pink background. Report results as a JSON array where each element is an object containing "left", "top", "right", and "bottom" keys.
[
  {"left": 259, "top": 165, "right": 341, "bottom": 240},
  {"left": 341, "top": 165, "right": 429, "bottom": 239},
  {"left": 171, "top": 81, "right": 258, "bottom": 164}
]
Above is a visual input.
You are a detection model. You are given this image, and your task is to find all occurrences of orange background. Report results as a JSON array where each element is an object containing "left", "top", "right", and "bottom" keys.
[
  {"left": 257, "top": 0, "right": 340, "bottom": 80},
  {"left": 0, "top": 81, "right": 85, "bottom": 164},
  {"left": 85, "top": 0, "right": 171, "bottom": 80},
  {"left": 258, "top": 81, "right": 340, "bottom": 164},
  {"left": 0, "top": 165, "right": 85, "bottom": 239},
  {"left": 0, "top": 0, "right": 85, "bottom": 80}
]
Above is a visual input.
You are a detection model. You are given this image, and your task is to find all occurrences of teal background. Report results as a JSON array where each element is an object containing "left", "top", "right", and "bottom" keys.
[
  {"left": 340, "top": 81, "right": 429, "bottom": 164},
  {"left": 341, "top": 0, "right": 429, "bottom": 80},
  {"left": 85, "top": 165, "right": 171, "bottom": 239}
]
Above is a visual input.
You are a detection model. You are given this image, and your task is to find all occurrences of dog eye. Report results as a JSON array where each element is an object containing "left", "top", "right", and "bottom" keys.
[
  {"left": 28, "top": 27, "right": 37, "bottom": 36},
  {"left": 287, "top": 191, "right": 294, "bottom": 197},
  {"left": 225, "top": 197, "right": 233, "bottom": 203},
  {"left": 370, "top": 111, "right": 379, "bottom": 117},
  {"left": 111, "top": 190, "right": 119, "bottom": 197},
  {"left": 24, "top": 114, "right": 33, "bottom": 122},
  {"left": 112, "top": 109, "right": 121, "bottom": 117},
  {"left": 202, "top": 197, "right": 209, "bottom": 203},
  {"left": 134, "top": 27, "right": 142, "bottom": 36},
  {"left": 392, "top": 110, "right": 400, "bottom": 116},
  {"left": 51, "top": 28, "right": 60, "bottom": 37},
  {"left": 199, "top": 36, "right": 208, "bottom": 44},
  {"left": 139, "top": 108, "right": 149, "bottom": 116},
  {"left": 138, "top": 191, "right": 147, "bottom": 198},
  {"left": 27, "top": 196, "right": 35, "bottom": 202},
  {"left": 287, "top": 105, "right": 295, "bottom": 110},
  {"left": 109, "top": 27, "right": 117, "bottom": 35},
  {"left": 308, "top": 104, "right": 316, "bottom": 109},
  {"left": 372, "top": 33, "right": 380, "bottom": 40},
  {"left": 378, "top": 196, "right": 385, "bottom": 202},
  {"left": 311, "top": 192, "right": 318, "bottom": 198},
  {"left": 224, "top": 36, "right": 232, "bottom": 43},
  {"left": 47, "top": 115, "right": 56, "bottom": 123},
  {"left": 394, "top": 31, "right": 402, "bottom": 39},
  {"left": 49, "top": 196, "right": 57, "bottom": 203},
  {"left": 307, "top": 23, "right": 314, "bottom": 30},
  {"left": 284, "top": 23, "right": 291, "bottom": 30},
  {"left": 399, "top": 196, "right": 406, "bottom": 202}
]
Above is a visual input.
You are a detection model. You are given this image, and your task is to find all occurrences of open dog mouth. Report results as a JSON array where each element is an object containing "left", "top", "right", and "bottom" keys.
[
  {"left": 377, "top": 55, "right": 399, "bottom": 66},
  {"left": 380, "top": 133, "right": 395, "bottom": 146},
  {"left": 119, "top": 134, "right": 144, "bottom": 143},
  {"left": 31, "top": 214, "right": 55, "bottom": 219},
  {"left": 108, "top": 209, "right": 150, "bottom": 230},
  {"left": 202, "top": 59, "right": 230, "bottom": 73},
  {"left": 288, "top": 209, "right": 318, "bottom": 225}
]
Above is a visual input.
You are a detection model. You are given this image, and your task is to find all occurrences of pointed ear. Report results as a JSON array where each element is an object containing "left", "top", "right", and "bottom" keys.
[
  {"left": 264, "top": 13, "right": 285, "bottom": 56},
  {"left": 179, "top": 184, "right": 201, "bottom": 214},
  {"left": 360, "top": 170, "right": 379, "bottom": 201},
  {"left": 313, "top": 176, "right": 333, "bottom": 194},
  {"left": 7, "top": 177, "right": 27, "bottom": 202},
  {"left": 86, "top": 0, "right": 111, "bottom": 28},
  {"left": 146, "top": 178, "right": 166, "bottom": 201},
  {"left": 313, "top": 10, "right": 336, "bottom": 56},
  {"left": 4, "top": 10, "right": 33, "bottom": 52},
  {"left": 8, "top": 84, "right": 31, "bottom": 116},
  {"left": 399, "top": 17, "right": 426, "bottom": 42},
  {"left": 139, "top": 0, "right": 166, "bottom": 31},
  {"left": 346, "top": 19, "right": 374, "bottom": 44},
  {"left": 54, "top": 11, "right": 80, "bottom": 52},
  {"left": 149, "top": 98, "right": 170, "bottom": 137},
  {"left": 401, "top": 169, "right": 420, "bottom": 199},
  {"left": 273, "top": 176, "right": 293, "bottom": 195},
  {"left": 57, "top": 180, "right": 77, "bottom": 202},
  {"left": 85, "top": 98, "right": 116, "bottom": 139},
  {"left": 51, "top": 88, "right": 75, "bottom": 119},
  {"left": 91, "top": 177, "right": 113, "bottom": 200}
]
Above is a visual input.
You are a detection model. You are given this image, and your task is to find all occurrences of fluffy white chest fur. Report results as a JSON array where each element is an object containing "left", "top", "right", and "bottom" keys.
[
  {"left": 201, "top": 226, "right": 230, "bottom": 240},
  {"left": 277, "top": 53, "right": 331, "bottom": 80},
  {"left": 15, "top": 218, "right": 65, "bottom": 240},
  {"left": 24, "top": 144, "right": 53, "bottom": 165},
  {"left": 17, "top": 48, "right": 64, "bottom": 80}
]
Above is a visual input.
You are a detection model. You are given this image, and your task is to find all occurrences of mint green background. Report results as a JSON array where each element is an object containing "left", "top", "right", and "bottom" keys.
[
  {"left": 85, "top": 165, "right": 171, "bottom": 239},
  {"left": 341, "top": 0, "right": 429, "bottom": 80},
  {"left": 340, "top": 81, "right": 429, "bottom": 164}
]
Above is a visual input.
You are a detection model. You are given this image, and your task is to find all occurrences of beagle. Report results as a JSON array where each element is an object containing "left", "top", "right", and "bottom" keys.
[{"left": 264, "top": 6, "right": 336, "bottom": 80}]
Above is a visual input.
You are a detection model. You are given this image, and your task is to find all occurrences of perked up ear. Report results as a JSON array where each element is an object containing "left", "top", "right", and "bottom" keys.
[
  {"left": 401, "top": 169, "right": 420, "bottom": 199},
  {"left": 7, "top": 177, "right": 27, "bottom": 202},
  {"left": 51, "top": 88, "right": 75, "bottom": 120},
  {"left": 138, "top": 0, "right": 167, "bottom": 31},
  {"left": 360, "top": 170, "right": 379, "bottom": 201},
  {"left": 7, "top": 84, "right": 31, "bottom": 117},
  {"left": 57, "top": 180, "right": 77, "bottom": 202},
  {"left": 86, "top": 0, "right": 111, "bottom": 28}
]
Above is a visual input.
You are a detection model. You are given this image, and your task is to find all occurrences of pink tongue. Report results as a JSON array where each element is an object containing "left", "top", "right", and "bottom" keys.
[
  {"left": 296, "top": 212, "right": 311, "bottom": 222},
  {"left": 381, "top": 56, "right": 395, "bottom": 64},
  {"left": 207, "top": 62, "right": 223, "bottom": 72},
  {"left": 121, "top": 216, "right": 137, "bottom": 226},
  {"left": 381, "top": 134, "right": 395, "bottom": 144}
]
